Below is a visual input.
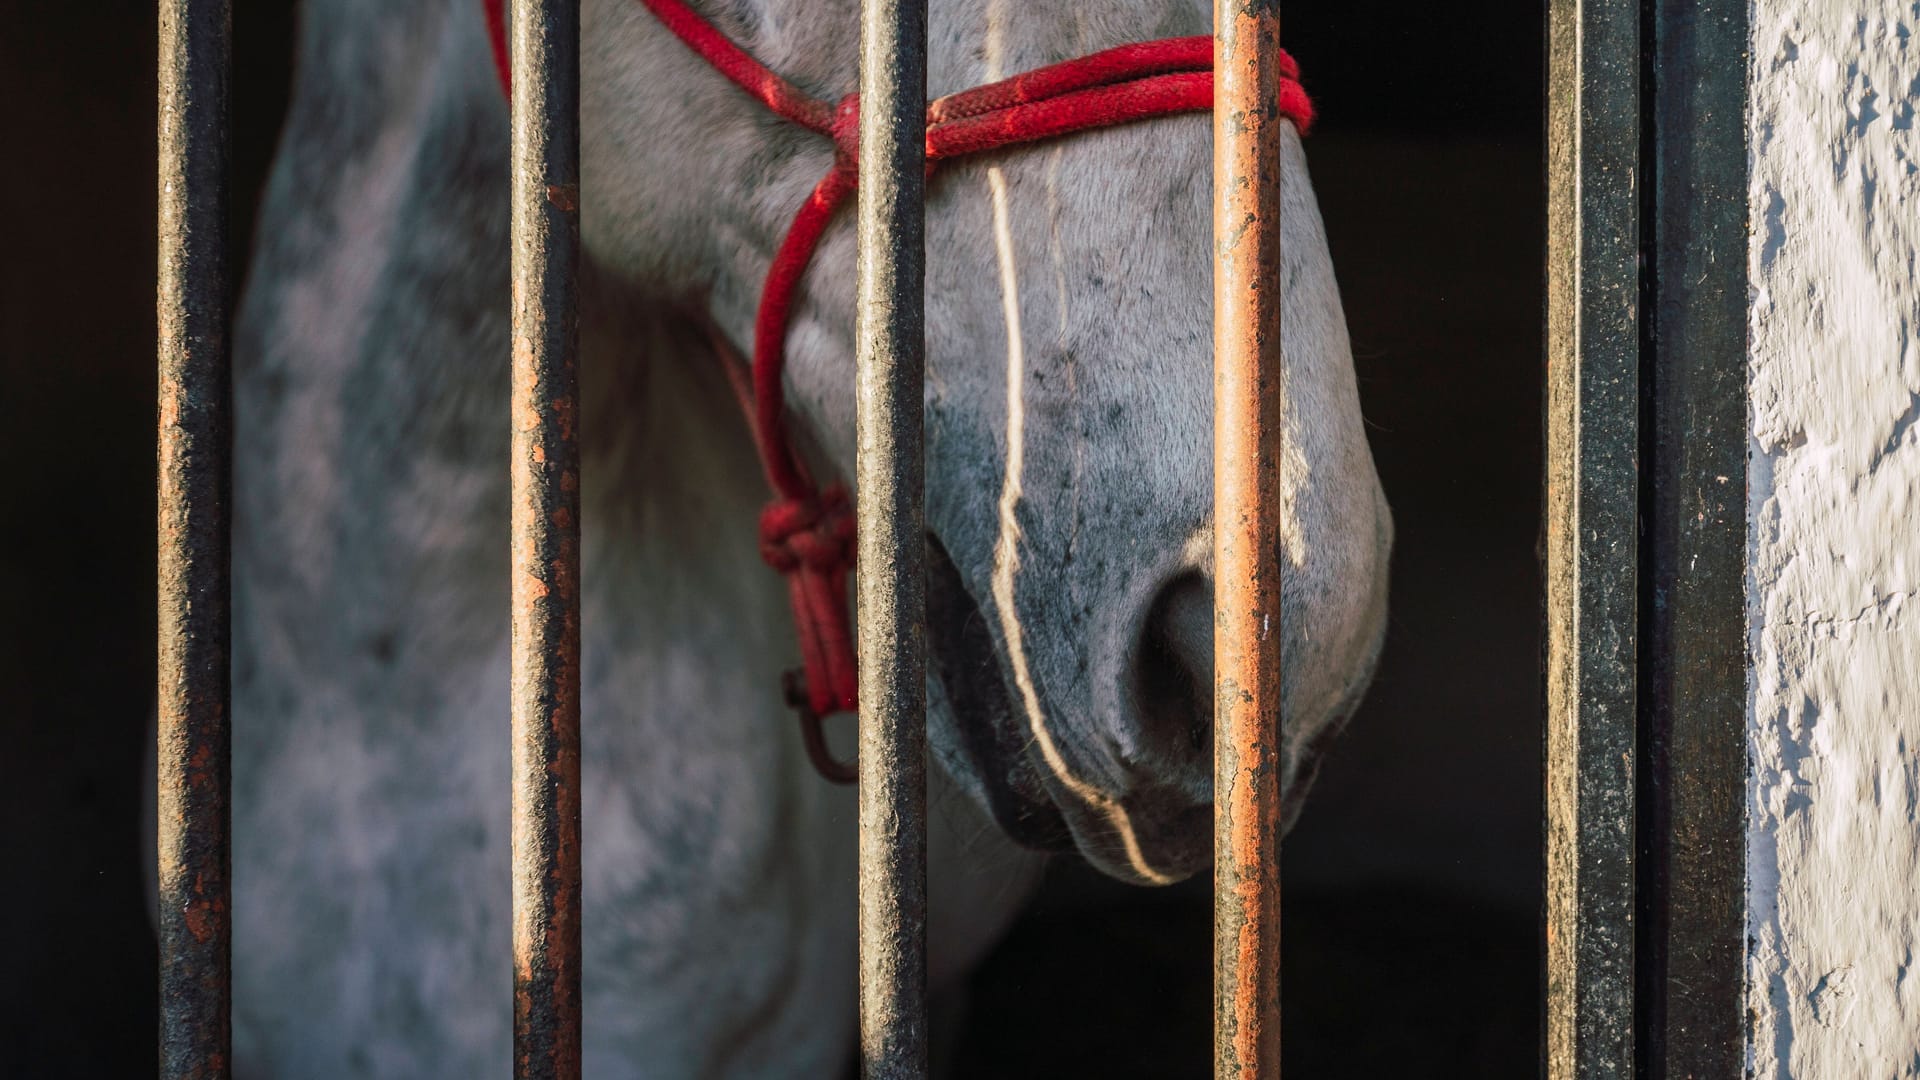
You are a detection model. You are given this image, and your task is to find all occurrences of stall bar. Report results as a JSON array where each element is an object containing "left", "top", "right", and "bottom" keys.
[
  {"left": 853, "top": 0, "right": 933, "bottom": 1076},
  {"left": 507, "top": 1, "right": 585, "bottom": 1078},
  {"left": 1213, "top": 1, "right": 1288, "bottom": 1076},
  {"left": 157, "top": 0, "right": 234, "bottom": 1075}
]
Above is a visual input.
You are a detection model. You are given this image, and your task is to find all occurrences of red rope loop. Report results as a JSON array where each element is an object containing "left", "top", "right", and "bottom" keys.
[{"left": 483, "top": 0, "right": 1312, "bottom": 782}]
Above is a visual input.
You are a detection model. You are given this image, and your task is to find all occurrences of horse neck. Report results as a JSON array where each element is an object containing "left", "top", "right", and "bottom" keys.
[{"left": 234, "top": 0, "right": 774, "bottom": 678}]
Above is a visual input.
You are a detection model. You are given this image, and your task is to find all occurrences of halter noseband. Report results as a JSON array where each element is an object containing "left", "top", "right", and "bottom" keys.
[{"left": 483, "top": 0, "right": 1313, "bottom": 783}]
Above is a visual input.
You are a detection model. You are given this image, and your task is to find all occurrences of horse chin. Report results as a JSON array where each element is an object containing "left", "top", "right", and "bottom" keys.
[
  {"left": 925, "top": 535, "right": 1074, "bottom": 855},
  {"left": 923, "top": 535, "right": 1219, "bottom": 883}
]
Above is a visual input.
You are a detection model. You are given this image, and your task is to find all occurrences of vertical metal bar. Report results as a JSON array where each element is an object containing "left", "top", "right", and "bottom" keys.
[
  {"left": 157, "top": 0, "right": 233, "bottom": 1074},
  {"left": 854, "top": 0, "right": 929, "bottom": 1073},
  {"left": 1544, "top": 0, "right": 1639, "bottom": 1073},
  {"left": 1636, "top": 0, "right": 1748, "bottom": 1074},
  {"left": 1212, "top": 1, "right": 1284, "bottom": 1076},
  {"left": 508, "top": 0, "right": 583, "bottom": 1076}
]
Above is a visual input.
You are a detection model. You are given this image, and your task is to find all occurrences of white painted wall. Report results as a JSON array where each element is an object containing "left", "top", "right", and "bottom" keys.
[{"left": 1747, "top": 0, "right": 1920, "bottom": 1072}]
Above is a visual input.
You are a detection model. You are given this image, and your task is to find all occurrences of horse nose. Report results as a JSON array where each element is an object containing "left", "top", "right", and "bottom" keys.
[{"left": 1131, "top": 571, "right": 1215, "bottom": 781}]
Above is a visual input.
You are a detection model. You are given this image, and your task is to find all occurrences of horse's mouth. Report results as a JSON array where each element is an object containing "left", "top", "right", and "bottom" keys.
[{"left": 925, "top": 535, "right": 1074, "bottom": 854}]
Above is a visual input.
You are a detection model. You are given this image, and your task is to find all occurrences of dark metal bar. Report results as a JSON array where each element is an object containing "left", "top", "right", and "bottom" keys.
[
  {"left": 1635, "top": 0, "right": 1748, "bottom": 1075},
  {"left": 1544, "top": 0, "right": 1639, "bottom": 1074},
  {"left": 1211, "top": 1, "right": 1284, "bottom": 1076},
  {"left": 508, "top": 0, "right": 583, "bottom": 1076},
  {"left": 853, "top": 0, "right": 929, "bottom": 1073},
  {"left": 157, "top": 0, "right": 233, "bottom": 1074}
]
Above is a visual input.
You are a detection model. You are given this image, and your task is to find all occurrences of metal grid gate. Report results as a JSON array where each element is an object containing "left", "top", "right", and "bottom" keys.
[
  {"left": 157, "top": 0, "right": 1766, "bottom": 1076},
  {"left": 157, "top": 0, "right": 1764, "bottom": 1075},
  {"left": 155, "top": 0, "right": 1294, "bottom": 1076}
]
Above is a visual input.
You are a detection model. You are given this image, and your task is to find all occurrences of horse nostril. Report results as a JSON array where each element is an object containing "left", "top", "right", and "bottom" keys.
[{"left": 1135, "top": 572, "right": 1215, "bottom": 757}]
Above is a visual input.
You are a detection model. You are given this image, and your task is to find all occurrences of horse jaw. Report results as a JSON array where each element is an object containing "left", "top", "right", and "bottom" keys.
[{"left": 579, "top": 0, "right": 1392, "bottom": 886}]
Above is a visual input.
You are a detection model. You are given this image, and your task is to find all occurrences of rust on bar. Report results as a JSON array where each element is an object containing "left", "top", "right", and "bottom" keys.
[
  {"left": 157, "top": 0, "right": 234, "bottom": 1075},
  {"left": 1212, "top": 0, "right": 1285, "bottom": 1075},
  {"left": 509, "top": 0, "right": 584, "bottom": 1076}
]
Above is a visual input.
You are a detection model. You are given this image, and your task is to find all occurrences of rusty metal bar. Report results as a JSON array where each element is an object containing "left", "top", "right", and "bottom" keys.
[
  {"left": 508, "top": 0, "right": 584, "bottom": 1075},
  {"left": 854, "top": 0, "right": 929, "bottom": 1073},
  {"left": 1544, "top": 0, "right": 1639, "bottom": 1074},
  {"left": 1211, "top": 0, "right": 1284, "bottom": 1076},
  {"left": 157, "top": 0, "right": 233, "bottom": 1074}
]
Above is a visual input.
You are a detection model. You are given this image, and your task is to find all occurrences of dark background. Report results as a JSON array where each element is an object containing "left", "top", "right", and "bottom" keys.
[{"left": 0, "top": 1, "right": 1542, "bottom": 1075}]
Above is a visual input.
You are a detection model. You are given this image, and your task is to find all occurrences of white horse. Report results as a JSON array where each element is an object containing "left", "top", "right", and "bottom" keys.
[{"left": 223, "top": 0, "right": 1391, "bottom": 1073}]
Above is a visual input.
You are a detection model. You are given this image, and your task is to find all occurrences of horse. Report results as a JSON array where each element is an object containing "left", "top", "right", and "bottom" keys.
[{"left": 219, "top": 0, "right": 1391, "bottom": 1072}]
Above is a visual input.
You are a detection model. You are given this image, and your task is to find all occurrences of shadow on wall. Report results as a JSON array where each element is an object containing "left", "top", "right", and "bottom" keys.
[{"left": 0, "top": 1, "right": 1540, "bottom": 1076}]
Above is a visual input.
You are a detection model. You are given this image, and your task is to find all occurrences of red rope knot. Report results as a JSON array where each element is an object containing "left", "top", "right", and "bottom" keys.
[
  {"left": 758, "top": 485, "right": 855, "bottom": 574},
  {"left": 758, "top": 486, "right": 858, "bottom": 782}
]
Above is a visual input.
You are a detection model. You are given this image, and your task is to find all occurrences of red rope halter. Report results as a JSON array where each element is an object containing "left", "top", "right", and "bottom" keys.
[{"left": 484, "top": 0, "right": 1312, "bottom": 783}]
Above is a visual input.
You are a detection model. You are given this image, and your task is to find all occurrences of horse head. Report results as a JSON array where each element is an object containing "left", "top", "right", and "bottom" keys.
[{"left": 580, "top": 0, "right": 1391, "bottom": 885}]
